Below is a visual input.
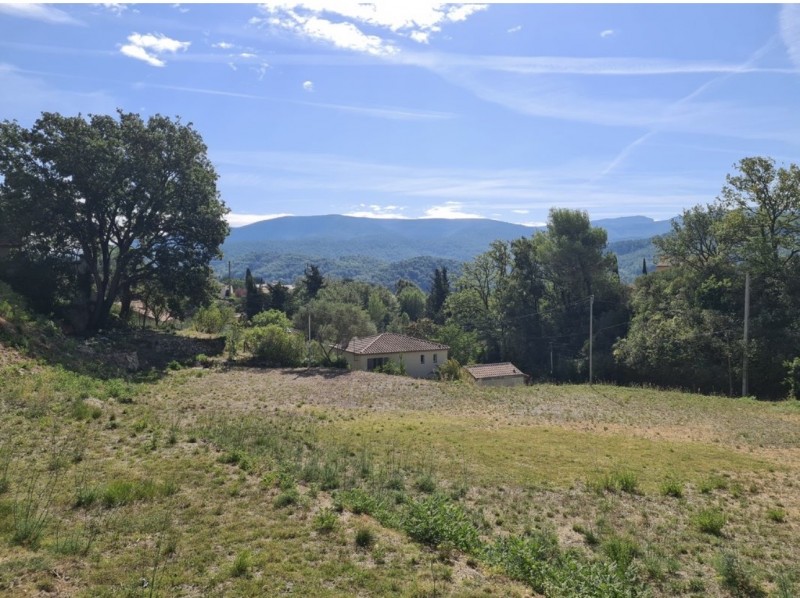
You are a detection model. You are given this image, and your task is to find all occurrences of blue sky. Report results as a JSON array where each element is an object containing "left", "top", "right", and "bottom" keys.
[{"left": 1, "top": 2, "right": 799, "bottom": 227}]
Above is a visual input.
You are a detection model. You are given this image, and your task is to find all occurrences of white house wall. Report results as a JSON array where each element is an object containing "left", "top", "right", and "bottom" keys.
[{"left": 345, "top": 350, "right": 448, "bottom": 378}]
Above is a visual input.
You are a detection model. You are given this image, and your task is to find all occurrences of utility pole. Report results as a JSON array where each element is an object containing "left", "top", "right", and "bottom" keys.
[
  {"left": 549, "top": 341, "right": 553, "bottom": 376},
  {"left": 307, "top": 311, "right": 312, "bottom": 369},
  {"left": 589, "top": 295, "right": 594, "bottom": 385},
  {"left": 742, "top": 271, "right": 750, "bottom": 397},
  {"left": 227, "top": 261, "right": 232, "bottom": 297}
]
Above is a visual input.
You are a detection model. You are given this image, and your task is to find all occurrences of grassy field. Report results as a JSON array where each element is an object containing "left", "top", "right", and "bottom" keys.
[{"left": 1, "top": 348, "right": 799, "bottom": 597}]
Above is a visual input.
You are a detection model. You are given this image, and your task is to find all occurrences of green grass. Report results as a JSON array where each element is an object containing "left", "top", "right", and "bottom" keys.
[{"left": 2, "top": 331, "right": 800, "bottom": 596}]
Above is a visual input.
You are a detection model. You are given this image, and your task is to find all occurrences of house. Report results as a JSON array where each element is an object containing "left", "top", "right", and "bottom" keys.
[
  {"left": 334, "top": 332, "right": 449, "bottom": 378},
  {"left": 464, "top": 362, "right": 528, "bottom": 387}
]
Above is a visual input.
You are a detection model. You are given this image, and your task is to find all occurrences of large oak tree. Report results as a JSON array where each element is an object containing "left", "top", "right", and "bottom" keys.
[{"left": 0, "top": 110, "right": 229, "bottom": 331}]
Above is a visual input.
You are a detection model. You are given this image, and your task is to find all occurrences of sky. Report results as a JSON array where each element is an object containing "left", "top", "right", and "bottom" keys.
[{"left": 1, "top": 2, "right": 799, "bottom": 228}]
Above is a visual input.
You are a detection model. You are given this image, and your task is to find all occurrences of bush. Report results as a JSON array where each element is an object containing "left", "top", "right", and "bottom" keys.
[
  {"left": 437, "top": 358, "right": 465, "bottom": 382},
  {"left": 243, "top": 325, "right": 305, "bottom": 366},
  {"left": 192, "top": 302, "right": 236, "bottom": 334},
  {"left": 374, "top": 360, "right": 406, "bottom": 376},
  {"left": 250, "top": 309, "right": 292, "bottom": 329},
  {"left": 355, "top": 526, "right": 375, "bottom": 549}
]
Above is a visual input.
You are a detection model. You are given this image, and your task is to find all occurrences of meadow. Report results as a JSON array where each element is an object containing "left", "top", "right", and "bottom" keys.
[{"left": 1, "top": 345, "right": 799, "bottom": 597}]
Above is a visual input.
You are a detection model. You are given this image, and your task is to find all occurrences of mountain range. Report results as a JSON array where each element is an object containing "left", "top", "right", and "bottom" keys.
[{"left": 216, "top": 214, "right": 674, "bottom": 290}]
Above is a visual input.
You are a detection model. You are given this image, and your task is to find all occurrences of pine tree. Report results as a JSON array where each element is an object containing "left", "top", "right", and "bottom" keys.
[{"left": 642, "top": 257, "right": 648, "bottom": 275}]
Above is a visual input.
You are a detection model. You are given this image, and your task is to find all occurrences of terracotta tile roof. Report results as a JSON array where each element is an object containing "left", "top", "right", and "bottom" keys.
[
  {"left": 464, "top": 362, "right": 526, "bottom": 380},
  {"left": 337, "top": 333, "right": 449, "bottom": 355}
]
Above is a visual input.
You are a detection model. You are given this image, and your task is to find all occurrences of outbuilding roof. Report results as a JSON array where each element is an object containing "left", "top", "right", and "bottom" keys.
[
  {"left": 336, "top": 333, "right": 449, "bottom": 355},
  {"left": 464, "top": 362, "right": 526, "bottom": 380}
]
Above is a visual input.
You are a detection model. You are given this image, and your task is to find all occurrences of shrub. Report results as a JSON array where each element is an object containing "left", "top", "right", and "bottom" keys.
[
  {"left": 693, "top": 507, "right": 726, "bottom": 536},
  {"left": 250, "top": 309, "right": 292, "bottom": 329},
  {"left": 273, "top": 489, "right": 299, "bottom": 508},
  {"left": 192, "top": 302, "right": 236, "bottom": 334},
  {"left": 403, "top": 493, "right": 480, "bottom": 552},
  {"left": 437, "top": 358, "right": 465, "bottom": 382},
  {"left": 243, "top": 325, "right": 305, "bottom": 366},
  {"left": 374, "top": 360, "right": 406, "bottom": 376},
  {"left": 355, "top": 526, "right": 375, "bottom": 549}
]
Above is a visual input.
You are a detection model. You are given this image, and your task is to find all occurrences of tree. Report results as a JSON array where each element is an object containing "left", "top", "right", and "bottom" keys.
[
  {"left": 642, "top": 258, "right": 647, "bottom": 276},
  {"left": 302, "top": 263, "right": 325, "bottom": 300},
  {"left": 426, "top": 267, "right": 450, "bottom": 324},
  {"left": 293, "top": 300, "right": 376, "bottom": 361},
  {"left": 0, "top": 110, "right": 229, "bottom": 332},
  {"left": 244, "top": 268, "right": 266, "bottom": 319},
  {"left": 397, "top": 284, "right": 426, "bottom": 321}
]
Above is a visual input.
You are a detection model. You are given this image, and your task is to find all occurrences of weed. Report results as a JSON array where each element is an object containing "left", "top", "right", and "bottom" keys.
[
  {"left": 12, "top": 468, "right": 61, "bottom": 549},
  {"left": 592, "top": 469, "right": 639, "bottom": 494},
  {"left": 767, "top": 507, "right": 787, "bottom": 523},
  {"left": 403, "top": 493, "right": 480, "bottom": 552},
  {"left": 355, "top": 526, "right": 375, "bottom": 549},
  {"left": 99, "top": 478, "right": 175, "bottom": 508},
  {"left": 313, "top": 508, "right": 338, "bottom": 534},
  {"left": 660, "top": 476, "right": 684, "bottom": 498},
  {"left": 231, "top": 549, "right": 252, "bottom": 578},
  {"left": 715, "top": 552, "right": 765, "bottom": 597},
  {"left": 414, "top": 472, "right": 437, "bottom": 494},
  {"left": 602, "top": 535, "right": 641, "bottom": 571},
  {"left": 273, "top": 489, "right": 299, "bottom": 508},
  {"left": 693, "top": 507, "right": 726, "bottom": 536}
]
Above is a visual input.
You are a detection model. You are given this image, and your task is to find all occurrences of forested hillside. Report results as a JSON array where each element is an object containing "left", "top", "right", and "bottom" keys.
[{"left": 216, "top": 215, "right": 669, "bottom": 289}]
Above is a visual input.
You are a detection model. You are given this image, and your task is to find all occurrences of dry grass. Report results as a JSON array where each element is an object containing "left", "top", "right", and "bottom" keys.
[{"left": 1, "top": 355, "right": 800, "bottom": 596}]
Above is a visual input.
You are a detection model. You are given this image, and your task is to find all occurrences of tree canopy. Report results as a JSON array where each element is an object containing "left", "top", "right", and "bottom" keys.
[{"left": 0, "top": 110, "right": 229, "bottom": 332}]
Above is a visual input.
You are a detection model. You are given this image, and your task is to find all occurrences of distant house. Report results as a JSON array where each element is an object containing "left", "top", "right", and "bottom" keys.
[
  {"left": 334, "top": 332, "right": 449, "bottom": 378},
  {"left": 464, "top": 363, "right": 527, "bottom": 387}
]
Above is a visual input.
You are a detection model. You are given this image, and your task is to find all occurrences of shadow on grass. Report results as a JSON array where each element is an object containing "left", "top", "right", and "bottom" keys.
[
  {"left": 7, "top": 325, "right": 225, "bottom": 383},
  {"left": 277, "top": 367, "right": 351, "bottom": 380}
]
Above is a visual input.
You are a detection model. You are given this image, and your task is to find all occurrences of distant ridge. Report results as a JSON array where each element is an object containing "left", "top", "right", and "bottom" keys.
[{"left": 217, "top": 214, "right": 674, "bottom": 289}]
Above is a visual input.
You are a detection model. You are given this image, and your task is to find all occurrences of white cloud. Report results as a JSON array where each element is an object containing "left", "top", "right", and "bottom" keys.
[
  {"left": 423, "top": 201, "right": 483, "bottom": 219},
  {"left": 0, "top": 4, "right": 83, "bottom": 26},
  {"left": 172, "top": 3, "right": 189, "bottom": 14},
  {"left": 600, "top": 29, "right": 615, "bottom": 38},
  {"left": 120, "top": 32, "right": 191, "bottom": 67},
  {"left": 345, "top": 204, "right": 408, "bottom": 219},
  {"left": 226, "top": 213, "right": 293, "bottom": 227},
  {"left": 97, "top": 4, "right": 129, "bottom": 17},
  {"left": 252, "top": 3, "right": 487, "bottom": 55},
  {"left": 302, "top": 80, "right": 314, "bottom": 92},
  {"left": 780, "top": 4, "right": 800, "bottom": 70},
  {"left": 213, "top": 41, "right": 234, "bottom": 50},
  {"left": 239, "top": 52, "right": 258, "bottom": 58},
  {"left": 507, "top": 25, "right": 522, "bottom": 34},
  {"left": 511, "top": 209, "right": 529, "bottom": 214}
]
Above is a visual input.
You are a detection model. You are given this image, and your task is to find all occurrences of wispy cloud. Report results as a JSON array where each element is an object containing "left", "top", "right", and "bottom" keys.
[
  {"left": 302, "top": 80, "right": 314, "bottom": 92},
  {"left": 298, "top": 100, "right": 455, "bottom": 121},
  {"left": 96, "top": 4, "right": 129, "bottom": 17},
  {"left": 226, "top": 213, "right": 293, "bottom": 227},
  {"left": 507, "top": 25, "right": 522, "bottom": 34},
  {"left": 600, "top": 29, "right": 615, "bottom": 38},
  {"left": 212, "top": 41, "right": 234, "bottom": 50},
  {"left": 213, "top": 150, "right": 714, "bottom": 222},
  {"left": 120, "top": 32, "right": 191, "bottom": 67},
  {"left": 0, "top": 3, "right": 83, "bottom": 26},
  {"left": 781, "top": 4, "right": 800, "bottom": 70},
  {"left": 0, "top": 63, "right": 115, "bottom": 123},
  {"left": 250, "top": 3, "right": 487, "bottom": 55},
  {"left": 599, "top": 37, "right": 783, "bottom": 176}
]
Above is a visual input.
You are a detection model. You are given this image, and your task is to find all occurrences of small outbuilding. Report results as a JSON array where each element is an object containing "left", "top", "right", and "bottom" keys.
[
  {"left": 464, "top": 362, "right": 527, "bottom": 387},
  {"left": 334, "top": 332, "right": 449, "bottom": 379}
]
